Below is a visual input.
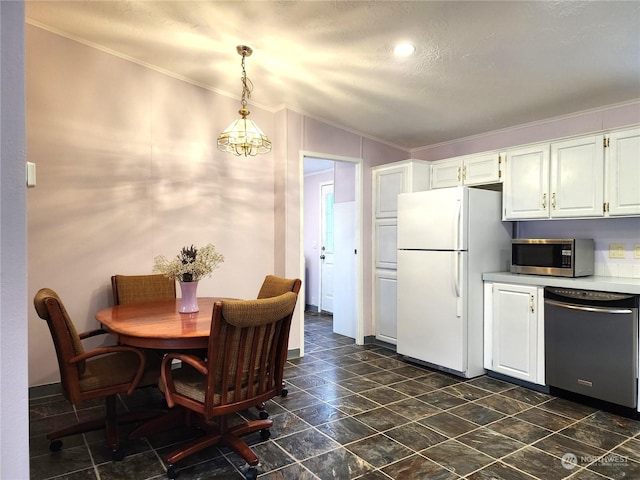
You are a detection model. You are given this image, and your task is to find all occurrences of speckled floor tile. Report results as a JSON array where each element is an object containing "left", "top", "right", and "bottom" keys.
[
  {"left": 275, "top": 427, "right": 340, "bottom": 461},
  {"left": 422, "top": 439, "right": 494, "bottom": 476},
  {"left": 385, "top": 421, "right": 448, "bottom": 451},
  {"left": 418, "top": 411, "right": 479, "bottom": 437},
  {"left": 315, "top": 416, "right": 377, "bottom": 445},
  {"left": 457, "top": 427, "right": 526, "bottom": 459},
  {"left": 346, "top": 434, "right": 413, "bottom": 468},
  {"left": 380, "top": 453, "right": 459, "bottom": 480},
  {"left": 29, "top": 312, "right": 640, "bottom": 480},
  {"left": 502, "top": 446, "right": 575, "bottom": 480},
  {"left": 475, "top": 392, "right": 533, "bottom": 415},
  {"left": 302, "top": 446, "right": 373, "bottom": 479}
]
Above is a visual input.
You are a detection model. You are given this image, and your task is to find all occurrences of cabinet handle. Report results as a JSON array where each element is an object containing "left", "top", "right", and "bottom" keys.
[
  {"left": 542, "top": 193, "right": 547, "bottom": 209},
  {"left": 457, "top": 167, "right": 461, "bottom": 182},
  {"left": 530, "top": 295, "right": 535, "bottom": 313},
  {"left": 551, "top": 193, "right": 556, "bottom": 210},
  {"left": 462, "top": 165, "right": 467, "bottom": 181}
]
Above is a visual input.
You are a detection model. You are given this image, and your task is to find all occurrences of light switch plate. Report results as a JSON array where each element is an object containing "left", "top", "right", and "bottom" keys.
[
  {"left": 609, "top": 243, "right": 625, "bottom": 259},
  {"left": 634, "top": 244, "right": 640, "bottom": 259}
]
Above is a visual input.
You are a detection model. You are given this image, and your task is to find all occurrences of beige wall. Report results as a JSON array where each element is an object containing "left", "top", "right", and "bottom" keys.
[
  {"left": 26, "top": 25, "right": 278, "bottom": 386},
  {"left": 26, "top": 25, "right": 411, "bottom": 386}
]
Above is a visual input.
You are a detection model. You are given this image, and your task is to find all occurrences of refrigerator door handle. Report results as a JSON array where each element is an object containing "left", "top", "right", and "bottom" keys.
[
  {"left": 454, "top": 251, "right": 463, "bottom": 317},
  {"left": 454, "top": 200, "right": 462, "bottom": 251}
]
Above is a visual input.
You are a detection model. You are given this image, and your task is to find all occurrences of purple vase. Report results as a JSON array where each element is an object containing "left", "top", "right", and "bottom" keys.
[{"left": 179, "top": 281, "right": 199, "bottom": 313}]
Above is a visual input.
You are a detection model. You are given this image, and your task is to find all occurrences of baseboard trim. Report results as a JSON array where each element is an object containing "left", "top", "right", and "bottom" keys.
[
  {"left": 364, "top": 335, "right": 396, "bottom": 352},
  {"left": 29, "top": 382, "right": 62, "bottom": 399}
]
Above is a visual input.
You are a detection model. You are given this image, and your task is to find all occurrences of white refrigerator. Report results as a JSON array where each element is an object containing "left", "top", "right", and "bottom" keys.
[{"left": 396, "top": 186, "right": 511, "bottom": 378}]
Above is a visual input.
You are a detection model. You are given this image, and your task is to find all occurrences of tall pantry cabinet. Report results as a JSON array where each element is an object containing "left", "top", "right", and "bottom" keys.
[{"left": 372, "top": 160, "right": 430, "bottom": 344}]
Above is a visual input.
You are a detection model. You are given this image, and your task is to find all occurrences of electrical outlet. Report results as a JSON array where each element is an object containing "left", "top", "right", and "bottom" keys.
[
  {"left": 609, "top": 243, "right": 626, "bottom": 259},
  {"left": 635, "top": 244, "right": 640, "bottom": 259}
]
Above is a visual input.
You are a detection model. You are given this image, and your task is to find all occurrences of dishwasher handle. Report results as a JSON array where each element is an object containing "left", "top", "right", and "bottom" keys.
[{"left": 545, "top": 298, "right": 633, "bottom": 315}]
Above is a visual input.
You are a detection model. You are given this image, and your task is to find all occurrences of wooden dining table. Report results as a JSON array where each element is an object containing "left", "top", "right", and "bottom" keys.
[{"left": 95, "top": 298, "right": 227, "bottom": 350}]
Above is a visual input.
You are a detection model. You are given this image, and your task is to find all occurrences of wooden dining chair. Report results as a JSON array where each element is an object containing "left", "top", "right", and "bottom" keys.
[
  {"left": 111, "top": 274, "right": 176, "bottom": 305},
  {"left": 255, "top": 275, "right": 301, "bottom": 407},
  {"left": 34, "top": 288, "right": 162, "bottom": 460},
  {"left": 130, "top": 290, "right": 300, "bottom": 480}
]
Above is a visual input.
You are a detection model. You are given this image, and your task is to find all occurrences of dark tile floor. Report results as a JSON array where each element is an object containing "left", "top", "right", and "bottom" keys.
[{"left": 30, "top": 311, "right": 640, "bottom": 480}]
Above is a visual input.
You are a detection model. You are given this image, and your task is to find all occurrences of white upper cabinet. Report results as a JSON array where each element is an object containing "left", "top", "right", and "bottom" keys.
[
  {"left": 606, "top": 127, "right": 640, "bottom": 216},
  {"left": 550, "top": 135, "right": 604, "bottom": 218},
  {"left": 503, "top": 144, "right": 550, "bottom": 219},
  {"left": 374, "top": 161, "right": 430, "bottom": 218},
  {"left": 431, "top": 151, "right": 503, "bottom": 189},
  {"left": 503, "top": 134, "right": 606, "bottom": 220}
]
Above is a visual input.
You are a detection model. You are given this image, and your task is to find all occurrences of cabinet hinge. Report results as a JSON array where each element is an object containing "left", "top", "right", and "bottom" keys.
[{"left": 604, "top": 137, "right": 610, "bottom": 148}]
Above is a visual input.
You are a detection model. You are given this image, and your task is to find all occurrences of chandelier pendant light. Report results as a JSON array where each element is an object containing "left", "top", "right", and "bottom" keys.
[{"left": 217, "top": 45, "right": 272, "bottom": 156}]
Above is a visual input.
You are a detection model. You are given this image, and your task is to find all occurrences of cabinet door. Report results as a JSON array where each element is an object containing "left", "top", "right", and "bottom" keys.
[
  {"left": 503, "top": 144, "right": 550, "bottom": 219},
  {"left": 375, "top": 167, "right": 407, "bottom": 218},
  {"left": 464, "top": 152, "right": 503, "bottom": 186},
  {"left": 375, "top": 271, "right": 397, "bottom": 344},
  {"left": 492, "top": 283, "right": 539, "bottom": 383},
  {"left": 550, "top": 135, "right": 604, "bottom": 218},
  {"left": 431, "top": 159, "right": 462, "bottom": 189},
  {"left": 374, "top": 220, "right": 397, "bottom": 269},
  {"left": 607, "top": 127, "right": 640, "bottom": 216}
]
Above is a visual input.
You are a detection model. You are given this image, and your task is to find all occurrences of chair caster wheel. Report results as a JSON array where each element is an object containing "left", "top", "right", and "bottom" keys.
[
  {"left": 280, "top": 388, "right": 288, "bottom": 397},
  {"left": 244, "top": 467, "right": 258, "bottom": 480},
  {"left": 49, "top": 439, "right": 63, "bottom": 452},
  {"left": 111, "top": 447, "right": 125, "bottom": 461},
  {"left": 259, "top": 410, "right": 269, "bottom": 420},
  {"left": 167, "top": 464, "right": 178, "bottom": 479},
  {"left": 259, "top": 428, "right": 271, "bottom": 440}
]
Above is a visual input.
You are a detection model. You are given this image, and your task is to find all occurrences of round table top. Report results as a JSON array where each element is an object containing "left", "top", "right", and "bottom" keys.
[{"left": 96, "top": 297, "right": 224, "bottom": 350}]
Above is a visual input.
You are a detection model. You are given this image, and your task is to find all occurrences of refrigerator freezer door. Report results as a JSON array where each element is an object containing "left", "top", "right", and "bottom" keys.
[
  {"left": 397, "top": 187, "right": 468, "bottom": 251},
  {"left": 397, "top": 249, "right": 468, "bottom": 373}
]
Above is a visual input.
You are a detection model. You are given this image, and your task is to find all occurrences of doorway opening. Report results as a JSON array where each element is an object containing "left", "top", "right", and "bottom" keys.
[{"left": 301, "top": 153, "right": 363, "bottom": 346}]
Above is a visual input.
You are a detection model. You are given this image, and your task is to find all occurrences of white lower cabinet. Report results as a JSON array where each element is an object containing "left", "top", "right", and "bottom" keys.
[
  {"left": 484, "top": 282, "right": 545, "bottom": 385},
  {"left": 375, "top": 270, "right": 397, "bottom": 344}
]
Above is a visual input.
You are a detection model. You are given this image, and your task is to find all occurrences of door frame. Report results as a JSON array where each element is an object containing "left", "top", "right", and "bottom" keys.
[{"left": 300, "top": 151, "right": 364, "bottom": 349}]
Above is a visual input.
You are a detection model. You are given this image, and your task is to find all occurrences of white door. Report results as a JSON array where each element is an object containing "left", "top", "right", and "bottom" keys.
[
  {"left": 503, "top": 144, "right": 550, "bottom": 219},
  {"left": 397, "top": 249, "right": 467, "bottom": 373},
  {"left": 319, "top": 183, "right": 334, "bottom": 313},
  {"left": 397, "top": 188, "right": 466, "bottom": 251},
  {"left": 550, "top": 135, "right": 604, "bottom": 218},
  {"left": 491, "top": 283, "right": 539, "bottom": 383},
  {"left": 333, "top": 201, "right": 356, "bottom": 338},
  {"left": 607, "top": 127, "right": 640, "bottom": 216}
]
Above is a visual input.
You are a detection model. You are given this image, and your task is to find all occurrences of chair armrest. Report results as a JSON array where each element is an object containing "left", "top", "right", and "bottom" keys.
[
  {"left": 160, "top": 353, "right": 208, "bottom": 408},
  {"left": 79, "top": 328, "right": 108, "bottom": 340},
  {"left": 68, "top": 346, "right": 146, "bottom": 395}
]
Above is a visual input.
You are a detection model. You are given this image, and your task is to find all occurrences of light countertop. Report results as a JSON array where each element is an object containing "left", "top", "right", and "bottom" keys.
[{"left": 482, "top": 272, "right": 640, "bottom": 295}]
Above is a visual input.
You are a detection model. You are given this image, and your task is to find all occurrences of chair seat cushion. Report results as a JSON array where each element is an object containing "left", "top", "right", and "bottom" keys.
[
  {"left": 168, "top": 365, "right": 257, "bottom": 406},
  {"left": 79, "top": 350, "right": 161, "bottom": 393}
]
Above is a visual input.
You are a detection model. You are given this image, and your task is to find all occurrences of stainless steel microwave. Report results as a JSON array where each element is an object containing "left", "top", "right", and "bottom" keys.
[{"left": 511, "top": 238, "right": 595, "bottom": 277}]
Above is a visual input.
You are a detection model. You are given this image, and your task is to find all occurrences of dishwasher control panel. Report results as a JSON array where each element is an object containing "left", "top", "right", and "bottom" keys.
[{"left": 545, "top": 287, "right": 639, "bottom": 308}]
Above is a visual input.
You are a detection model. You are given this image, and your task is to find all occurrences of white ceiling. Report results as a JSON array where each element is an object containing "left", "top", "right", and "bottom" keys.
[{"left": 25, "top": 1, "right": 640, "bottom": 150}]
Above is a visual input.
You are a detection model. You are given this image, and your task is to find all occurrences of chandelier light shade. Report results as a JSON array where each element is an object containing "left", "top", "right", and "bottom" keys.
[{"left": 217, "top": 45, "right": 272, "bottom": 157}]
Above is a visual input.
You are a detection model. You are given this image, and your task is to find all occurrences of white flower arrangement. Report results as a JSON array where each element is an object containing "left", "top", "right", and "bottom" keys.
[{"left": 153, "top": 243, "right": 224, "bottom": 282}]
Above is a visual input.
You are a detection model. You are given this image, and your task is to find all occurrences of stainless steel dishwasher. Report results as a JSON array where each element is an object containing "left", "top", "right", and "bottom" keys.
[{"left": 544, "top": 287, "right": 639, "bottom": 408}]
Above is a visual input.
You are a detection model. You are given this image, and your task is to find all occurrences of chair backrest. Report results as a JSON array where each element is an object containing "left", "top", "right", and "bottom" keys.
[
  {"left": 256, "top": 275, "right": 301, "bottom": 299},
  {"left": 203, "top": 291, "right": 299, "bottom": 417},
  {"left": 111, "top": 274, "right": 176, "bottom": 305},
  {"left": 34, "top": 288, "right": 86, "bottom": 400}
]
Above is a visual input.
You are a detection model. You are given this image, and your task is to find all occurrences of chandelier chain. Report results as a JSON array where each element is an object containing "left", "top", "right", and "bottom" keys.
[{"left": 240, "top": 55, "right": 253, "bottom": 109}]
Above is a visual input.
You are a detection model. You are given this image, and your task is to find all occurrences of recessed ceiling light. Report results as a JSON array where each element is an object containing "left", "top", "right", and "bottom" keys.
[{"left": 394, "top": 42, "right": 416, "bottom": 57}]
